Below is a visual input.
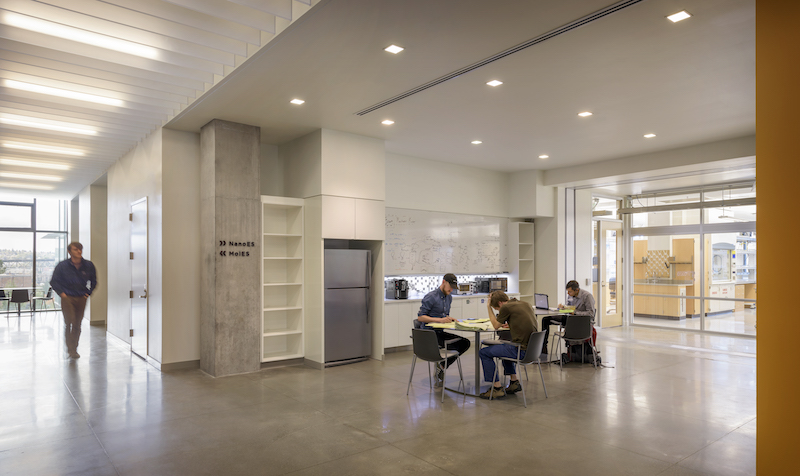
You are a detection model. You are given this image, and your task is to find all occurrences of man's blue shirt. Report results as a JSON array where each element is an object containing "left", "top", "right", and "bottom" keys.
[
  {"left": 50, "top": 258, "right": 97, "bottom": 297},
  {"left": 418, "top": 287, "right": 452, "bottom": 320}
]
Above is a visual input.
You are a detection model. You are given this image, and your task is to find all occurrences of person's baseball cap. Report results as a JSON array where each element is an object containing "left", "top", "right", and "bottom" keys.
[{"left": 443, "top": 273, "right": 458, "bottom": 289}]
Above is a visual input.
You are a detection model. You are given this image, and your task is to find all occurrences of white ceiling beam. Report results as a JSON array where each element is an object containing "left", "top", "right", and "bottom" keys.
[
  {"left": 2, "top": 1, "right": 237, "bottom": 65},
  {"left": 100, "top": 0, "right": 262, "bottom": 44},
  {"left": 0, "top": 23, "right": 224, "bottom": 78},
  {"left": 0, "top": 59, "right": 191, "bottom": 105},
  {"left": 162, "top": 0, "right": 276, "bottom": 33},
  {"left": 227, "top": 0, "right": 293, "bottom": 20},
  {"left": 0, "top": 99, "right": 174, "bottom": 131},
  {"left": 37, "top": 0, "right": 249, "bottom": 56},
  {"left": 0, "top": 39, "right": 207, "bottom": 91}
]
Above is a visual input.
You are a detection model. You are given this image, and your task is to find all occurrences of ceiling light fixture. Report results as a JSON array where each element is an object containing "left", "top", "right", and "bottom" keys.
[
  {"left": 290, "top": 98, "right": 305, "bottom": 105},
  {"left": 384, "top": 45, "right": 404, "bottom": 54},
  {"left": 0, "top": 114, "right": 98, "bottom": 135},
  {"left": 539, "top": 155, "right": 549, "bottom": 159},
  {"left": 0, "top": 181, "right": 55, "bottom": 190},
  {"left": 0, "top": 171, "right": 63, "bottom": 182},
  {"left": 381, "top": 120, "right": 394, "bottom": 125},
  {"left": 578, "top": 111, "right": 593, "bottom": 117},
  {"left": 2, "top": 141, "right": 84, "bottom": 156},
  {"left": 644, "top": 133, "right": 656, "bottom": 138},
  {"left": 0, "top": 158, "right": 70, "bottom": 170},
  {"left": 2, "top": 12, "right": 159, "bottom": 59},
  {"left": 486, "top": 80, "right": 503, "bottom": 87},
  {"left": 471, "top": 140, "right": 482, "bottom": 145},
  {"left": 667, "top": 11, "right": 692, "bottom": 23},
  {"left": 5, "top": 79, "right": 124, "bottom": 107}
]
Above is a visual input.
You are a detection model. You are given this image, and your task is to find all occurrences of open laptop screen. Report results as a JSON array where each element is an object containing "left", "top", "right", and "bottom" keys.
[{"left": 534, "top": 293, "right": 549, "bottom": 310}]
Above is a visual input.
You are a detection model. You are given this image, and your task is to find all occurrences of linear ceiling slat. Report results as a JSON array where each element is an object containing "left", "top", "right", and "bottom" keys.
[
  {"left": 0, "top": 39, "right": 207, "bottom": 91},
  {"left": 0, "top": 98, "right": 172, "bottom": 131},
  {"left": 2, "top": 0, "right": 237, "bottom": 65},
  {"left": 0, "top": 59, "right": 191, "bottom": 105},
  {"left": 100, "top": 0, "right": 262, "bottom": 44},
  {"left": 162, "top": 0, "right": 276, "bottom": 33},
  {"left": 0, "top": 24, "right": 224, "bottom": 78},
  {"left": 37, "top": 0, "right": 249, "bottom": 56},
  {"left": 227, "top": 0, "right": 292, "bottom": 20},
  {"left": 0, "top": 89, "right": 173, "bottom": 121}
]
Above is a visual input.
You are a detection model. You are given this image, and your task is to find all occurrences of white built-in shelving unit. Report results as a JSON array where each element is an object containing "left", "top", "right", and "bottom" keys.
[
  {"left": 509, "top": 222, "right": 535, "bottom": 305},
  {"left": 261, "top": 196, "right": 304, "bottom": 362}
]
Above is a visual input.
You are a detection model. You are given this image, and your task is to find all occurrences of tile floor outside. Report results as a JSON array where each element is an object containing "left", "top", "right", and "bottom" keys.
[{"left": 0, "top": 310, "right": 756, "bottom": 476}]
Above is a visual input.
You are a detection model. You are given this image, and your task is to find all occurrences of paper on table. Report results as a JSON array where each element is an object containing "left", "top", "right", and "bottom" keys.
[
  {"left": 428, "top": 323, "right": 456, "bottom": 329},
  {"left": 462, "top": 318, "right": 489, "bottom": 323}
]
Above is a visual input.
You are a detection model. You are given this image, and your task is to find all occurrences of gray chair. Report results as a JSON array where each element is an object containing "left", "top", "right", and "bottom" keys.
[
  {"left": 491, "top": 330, "right": 549, "bottom": 407},
  {"left": 407, "top": 328, "right": 464, "bottom": 402},
  {"left": 32, "top": 287, "right": 56, "bottom": 312},
  {"left": 0, "top": 290, "right": 10, "bottom": 311},
  {"left": 10, "top": 289, "right": 31, "bottom": 316},
  {"left": 553, "top": 314, "right": 598, "bottom": 370}
]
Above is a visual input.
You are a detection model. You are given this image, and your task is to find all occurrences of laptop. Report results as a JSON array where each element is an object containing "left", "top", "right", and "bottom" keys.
[{"left": 534, "top": 293, "right": 558, "bottom": 311}]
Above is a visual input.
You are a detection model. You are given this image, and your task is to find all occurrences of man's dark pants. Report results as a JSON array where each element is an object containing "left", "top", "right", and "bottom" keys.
[{"left": 62, "top": 295, "right": 87, "bottom": 354}]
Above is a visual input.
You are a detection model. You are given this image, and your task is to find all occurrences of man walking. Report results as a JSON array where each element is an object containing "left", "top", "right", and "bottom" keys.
[{"left": 50, "top": 242, "right": 97, "bottom": 359}]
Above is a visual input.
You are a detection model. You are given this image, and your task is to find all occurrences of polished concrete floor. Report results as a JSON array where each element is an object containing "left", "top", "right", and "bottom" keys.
[{"left": 1, "top": 311, "right": 756, "bottom": 476}]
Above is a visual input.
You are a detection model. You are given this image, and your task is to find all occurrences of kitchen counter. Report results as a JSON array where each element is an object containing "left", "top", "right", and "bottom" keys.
[
  {"left": 633, "top": 279, "right": 694, "bottom": 286},
  {"left": 385, "top": 292, "right": 495, "bottom": 302}
]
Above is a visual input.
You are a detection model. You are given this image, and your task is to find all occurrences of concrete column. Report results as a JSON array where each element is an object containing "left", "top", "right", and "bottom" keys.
[{"left": 200, "top": 120, "right": 261, "bottom": 377}]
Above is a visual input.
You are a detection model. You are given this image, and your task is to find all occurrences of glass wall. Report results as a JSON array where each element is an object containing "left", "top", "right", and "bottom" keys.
[
  {"left": 0, "top": 199, "right": 68, "bottom": 313},
  {"left": 624, "top": 183, "right": 756, "bottom": 336}
]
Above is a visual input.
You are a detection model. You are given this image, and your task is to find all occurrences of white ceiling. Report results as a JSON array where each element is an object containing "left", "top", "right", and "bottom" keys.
[{"left": 0, "top": 0, "right": 754, "bottom": 200}]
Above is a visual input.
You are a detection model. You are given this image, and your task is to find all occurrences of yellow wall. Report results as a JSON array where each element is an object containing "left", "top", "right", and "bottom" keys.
[{"left": 757, "top": 1, "right": 800, "bottom": 472}]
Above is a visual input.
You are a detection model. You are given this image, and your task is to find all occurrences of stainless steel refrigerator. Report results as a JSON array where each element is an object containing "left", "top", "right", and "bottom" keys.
[{"left": 324, "top": 249, "right": 372, "bottom": 364}]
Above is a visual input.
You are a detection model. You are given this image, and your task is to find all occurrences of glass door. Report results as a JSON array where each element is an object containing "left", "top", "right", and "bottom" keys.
[{"left": 599, "top": 221, "right": 623, "bottom": 327}]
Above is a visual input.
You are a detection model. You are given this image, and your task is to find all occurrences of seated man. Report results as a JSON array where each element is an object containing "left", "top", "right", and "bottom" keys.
[
  {"left": 541, "top": 280, "right": 596, "bottom": 354},
  {"left": 415, "top": 273, "right": 470, "bottom": 385},
  {"left": 478, "top": 291, "right": 537, "bottom": 399}
]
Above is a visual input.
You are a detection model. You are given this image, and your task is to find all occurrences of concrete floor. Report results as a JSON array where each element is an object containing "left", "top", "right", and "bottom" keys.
[{"left": 0, "top": 311, "right": 756, "bottom": 476}]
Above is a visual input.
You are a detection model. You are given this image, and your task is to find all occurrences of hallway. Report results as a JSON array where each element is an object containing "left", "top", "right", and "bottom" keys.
[{"left": 0, "top": 311, "right": 755, "bottom": 475}]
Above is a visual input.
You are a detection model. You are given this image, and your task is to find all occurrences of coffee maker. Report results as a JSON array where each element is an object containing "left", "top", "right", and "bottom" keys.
[{"left": 385, "top": 279, "right": 409, "bottom": 299}]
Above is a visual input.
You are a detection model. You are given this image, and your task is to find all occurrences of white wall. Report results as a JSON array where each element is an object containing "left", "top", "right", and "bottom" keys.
[
  {"left": 534, "top": 187, "right": 565, "bottom": 305},
  {"left": 575, "top": 189, "right": 594, "bottom": 291},
  {"left": 385, "top": 152, "right": 509, "bottom": 217},
  {"left": 282, "top": 130, "right": 322, "bottom": 199},
  {"left": 509, "top": 169, "right": 555, "bottom": 218},
  {"left": 91, "top": 184, "right": 107, "bottom": 324},
  {"left": 321, "top": 129, "right": 385, "bottom": 200},
  {"left": 162, "top": 129, "right": 201, "bottom": 364},
  {"left": 106, "top": 129, "right": 163, "bottom": 359},
  {"left": 78, "top": 186, "right": 92, "bottom": 319},
  {"left": 260, "top": 143, "right": 283, "bottom": 196}
]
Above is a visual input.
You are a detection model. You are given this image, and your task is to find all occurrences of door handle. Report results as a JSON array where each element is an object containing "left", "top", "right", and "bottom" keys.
[{"left": 139, "top": 289, "right": 147, "bottom": 299}]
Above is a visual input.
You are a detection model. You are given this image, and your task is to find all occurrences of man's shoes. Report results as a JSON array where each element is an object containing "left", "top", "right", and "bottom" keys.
[
  {"left": 434, "top": 364, "right": 445, "bottom": 387},
  {"left": 69, "top": 351, "right": 80, "bottom": 359},
  {"left": 479, "top": 386, "right": 506, "bottom": 399},
  {"left": 505, "top": 380, "right": 522, "bottom": 394}
]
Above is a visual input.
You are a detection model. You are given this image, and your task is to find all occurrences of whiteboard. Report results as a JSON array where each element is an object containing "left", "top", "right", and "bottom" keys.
[{"left": 385, "top": 208, "right": 508, "bottom": 275}]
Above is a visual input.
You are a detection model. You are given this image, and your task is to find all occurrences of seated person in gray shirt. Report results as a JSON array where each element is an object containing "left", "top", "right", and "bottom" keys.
[
  {"left": 541, "top": 280, "right": 596, "bottom": 354},
  {"left": 415, "top": 273, "right": 471, "bottom": 385}
]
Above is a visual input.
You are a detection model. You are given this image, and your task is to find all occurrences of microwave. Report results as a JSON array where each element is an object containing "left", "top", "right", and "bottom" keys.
[{"left": 489, "top": 277, "right": 508, "bottom": 292}]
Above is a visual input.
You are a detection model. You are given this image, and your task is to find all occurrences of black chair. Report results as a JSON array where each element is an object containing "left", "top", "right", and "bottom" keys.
[
  {"left": 491, "top": 331, "right": 549, "bottom": 407},
  {"left": 32, "top": 287, "right": 56, "bottom": 312},
  {"left": 10, "top": 289, "right": 31, "bottom": 316},
  {"left": 406, "top": 328, "right": 464, "bottom": 402},
  {"left": 553, "top": 314, "right": 599, "bottom": 370},
  {"left": 0, "top": 290, "right": 10, "bottom": 312}
]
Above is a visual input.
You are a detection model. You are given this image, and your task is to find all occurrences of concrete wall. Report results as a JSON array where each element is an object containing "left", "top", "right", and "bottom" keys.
[
  {"left": 385, "top": 152, "right": 508, "bottom": 217},
  {"left": 106, "top": 129, "right": 163, "bottom": 358}
]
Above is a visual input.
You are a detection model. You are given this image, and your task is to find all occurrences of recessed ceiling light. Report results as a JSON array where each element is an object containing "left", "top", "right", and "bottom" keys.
[
  {"left": 384, "top": 44, "right": 404, "bottom": 54},
  {"left": 539, "top": 155, "right": 549, "bottom": 159},
  {"left": 644, "top": 133, "right": 656, "bottom": 138},
  {"left": 471, "top": 140, "right": 483, "bottom": 145},
  {"left": 667, "top": 11, "right": 691, "bottom": 23},
  {"left": 0, "top": 181, "right": 54, "bottom": 190},
  {"left": 290, "top": 98, "right": 305, "bottom": 105},
  {"left": 0, "top": 158, "right": 70, "bottom": 170},
  {"left": 2, "top": 141, "right": 84, "bottom": 156},
  {"left": 381, "top": 120, "right": 394, "bottom": 125},
  {"left": 578, "top": 111, "right": 593, "bottom": 117},
  {"left": 0, "top": 171, "right": 63, "bottom": 182},
  {"left": 5, "top": 79, "right": 124, "bottom": 107},
  {"left": 0, "top": 114, "right": 98, "bottom": 135},
  {"left": 3, "top": 12, "right": 159, "bottom": 59},
  {"left": 486, "top": 80, "right": 503, "bottom": 87}
]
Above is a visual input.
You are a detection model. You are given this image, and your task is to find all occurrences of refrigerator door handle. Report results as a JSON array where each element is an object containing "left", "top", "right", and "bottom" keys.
[{"left": 365, "top": 288, "right": 370, "bottom": 323}]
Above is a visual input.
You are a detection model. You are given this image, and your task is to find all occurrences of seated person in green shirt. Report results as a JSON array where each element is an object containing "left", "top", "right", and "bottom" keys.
[{"left": 478, "top": 291, "right": 538, "bottom": 399}]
